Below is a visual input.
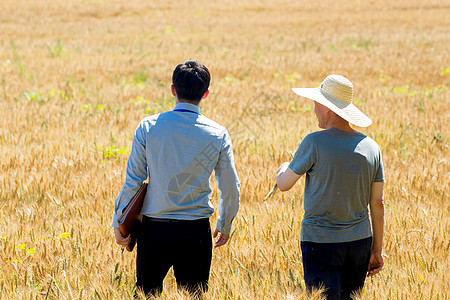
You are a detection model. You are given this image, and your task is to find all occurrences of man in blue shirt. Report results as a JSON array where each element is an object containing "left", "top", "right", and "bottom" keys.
[
  {"left": 113, "top": 60, "right": 240, "bottom": 297},
  {"left": 277, "top": 75, "right": 385, "bottom": 299}
]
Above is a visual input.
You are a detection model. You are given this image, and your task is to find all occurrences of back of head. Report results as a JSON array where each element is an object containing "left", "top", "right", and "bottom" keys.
[{"left": 172, "top": 60, "right": 210, "bottom": 103}]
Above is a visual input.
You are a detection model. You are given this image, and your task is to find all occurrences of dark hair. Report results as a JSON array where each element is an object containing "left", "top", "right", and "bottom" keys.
[{"left": 172, "top": 60, "right": 210, "bottom": 103}]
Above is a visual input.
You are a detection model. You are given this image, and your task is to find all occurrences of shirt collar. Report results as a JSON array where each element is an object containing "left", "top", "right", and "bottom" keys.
[{"left": 173, "top": 102, "right": 200, "bottom": 114}]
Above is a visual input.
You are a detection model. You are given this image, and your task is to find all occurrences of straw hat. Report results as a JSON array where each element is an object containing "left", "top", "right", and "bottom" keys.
[{"left": 292, "top": 75, "right": 372, "bottom": 127}]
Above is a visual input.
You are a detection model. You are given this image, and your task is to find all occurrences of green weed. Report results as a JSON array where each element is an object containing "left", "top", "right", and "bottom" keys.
[
  {"left": 124, "top": 67, "right": 148, "bottom": 88},
  {"left": 393, "top": 86, "right": 417, "bottom": 96},
  {"left": 347, "top": 37, "right": 373, "bottom": 49},
  {"left": 23, "top": 91, "right": 53, "bottom": 103},
  {"left": 164, "top": 25, "right": 174, "bottom": 35},
  {"left": 97, "top": 145, "right": 128, "bottom": 162},
  {"left": 81, "top": 103, "right": 105, "bottom": 112},
  {"left": 46, "top": 40, "right": 67, "bottom": 58},
  {"left": 10, "top": 42, "right": 27, "bottom": 78}
]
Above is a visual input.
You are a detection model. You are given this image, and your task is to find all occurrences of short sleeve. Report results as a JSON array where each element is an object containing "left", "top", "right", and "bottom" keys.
[
  {"left": 374, "top": 150, "right": 385, "bottom": 182},
  {"left": 288, "top": 134, "right": 316, "bottom": 176}
]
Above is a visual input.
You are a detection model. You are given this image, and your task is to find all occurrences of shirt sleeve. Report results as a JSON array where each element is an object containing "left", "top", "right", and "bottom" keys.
[
  {"left": 112, "top": 122, "right": 148, "bottom": 228},
  {"left": 288, "top": 134, "right": 316, "bottom": 176},
  {"left": 374, "top": 148, "right": 385, "bottom": 182},
  {"left": 214, "top": 130, "right": 240, "bottom": 235}
]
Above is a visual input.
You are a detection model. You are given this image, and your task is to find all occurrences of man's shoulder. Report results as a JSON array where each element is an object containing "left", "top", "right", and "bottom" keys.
[
  {"left": 304, "top": 129, "right": 374, "bottom": 147},
  {"left": 307, "top": 130, "right": 325, "bottom": 138},
  {"left": 141, "top": 113, "right": 162, "bottom": 123},
  {"left": 303, "top": 130, "right": 326, "bottom": 141},
  {"left": 198, "top": 115, "right": 228, "bottom": 134},
  {"left": 135, "top": 113, "right": 163, "bottom": 131},
  {"left": 359, "top": 135, "right": 381, "bottom": 151}
]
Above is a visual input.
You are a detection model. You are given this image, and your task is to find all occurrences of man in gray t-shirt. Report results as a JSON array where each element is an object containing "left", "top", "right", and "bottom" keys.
[{"left": 277, "top": 75, "right": 385, "bottom": 300}]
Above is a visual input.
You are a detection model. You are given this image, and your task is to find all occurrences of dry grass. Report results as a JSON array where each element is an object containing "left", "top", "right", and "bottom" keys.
[{"left": 0, "top": 0, "right": 449, "bottom": 298}]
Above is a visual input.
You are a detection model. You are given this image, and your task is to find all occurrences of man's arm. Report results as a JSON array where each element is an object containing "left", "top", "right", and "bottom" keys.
[
  {"left": 368, "top": 181, "right": 385, "bottom": 276},
  {"left": 277, "top": 135, "right": 314, "bottom": 191},
  {"left": 213, "top": 132, "right": 240, "bottom": 247},
  {"left": 276, "top": 162, "right": 302, "bottom": 191},
  {"left": 112, "top": 123, "right": 148, "bottom": 244}
]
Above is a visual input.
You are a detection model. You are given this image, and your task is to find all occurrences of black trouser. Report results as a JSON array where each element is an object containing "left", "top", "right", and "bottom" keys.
[
  {"left": 136, "top": 216, "right": 212, "bottom": 297},
  {"left": 301, "top": 237, "right": 373, "bottom": 300}
]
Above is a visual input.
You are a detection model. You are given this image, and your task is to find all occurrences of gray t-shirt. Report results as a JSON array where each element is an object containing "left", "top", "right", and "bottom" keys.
[{"left": 289, "top": 127, "right": 384, "bottom": 243}]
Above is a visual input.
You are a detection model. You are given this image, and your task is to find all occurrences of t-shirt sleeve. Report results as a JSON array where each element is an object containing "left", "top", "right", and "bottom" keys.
[
  {"left": 288, "top": 134, "right": 316, "bottom": 176},
  {"left": 374, "top": 149, "right": 385, "bottom": 182}
]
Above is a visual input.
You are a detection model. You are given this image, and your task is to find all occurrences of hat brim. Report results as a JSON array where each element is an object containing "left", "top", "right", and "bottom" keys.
[{"left": 292, "top": 87, "right": 372, "bottom": 127}]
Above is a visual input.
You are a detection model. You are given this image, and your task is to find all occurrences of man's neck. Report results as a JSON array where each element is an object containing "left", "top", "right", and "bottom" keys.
[
  {"left": 176, "top": 99, "right": 200, "bottom": 107},
  {"left": 326, "top": 117, "right": 357, "bottom": 133}
]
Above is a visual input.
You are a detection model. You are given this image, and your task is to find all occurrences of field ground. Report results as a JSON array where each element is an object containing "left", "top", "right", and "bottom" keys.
[{"left": 0, "top": 0, "right": 449, "bottom": 298}]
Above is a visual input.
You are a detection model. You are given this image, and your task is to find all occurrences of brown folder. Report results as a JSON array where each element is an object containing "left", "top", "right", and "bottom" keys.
[{"left": 118, "top": 182, "right": 148, "bottom": 251}]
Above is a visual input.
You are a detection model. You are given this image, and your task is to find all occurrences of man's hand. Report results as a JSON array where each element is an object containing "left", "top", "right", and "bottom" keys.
[
  {"left": 367, "top": 250, "right": 384, "bottom": 277},
  {"left": 213, "top": 229, "right": 230, "bottom": 247},
  {"left": 114, "top": 227, "right": 131, "bottom": 248}
]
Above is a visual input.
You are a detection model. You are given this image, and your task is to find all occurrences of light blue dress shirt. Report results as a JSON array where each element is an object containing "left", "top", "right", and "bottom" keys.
[{"left": 112, "top": 102, "right": 240, "bottom": 234}]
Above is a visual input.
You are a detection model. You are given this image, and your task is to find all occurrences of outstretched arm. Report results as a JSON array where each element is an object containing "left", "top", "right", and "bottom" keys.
[
  {"left": 276, "top": 162, "right": 301, "bottom": 192},
  {"left": 368, "top": 182, "right": 385, "bottom": 276}
]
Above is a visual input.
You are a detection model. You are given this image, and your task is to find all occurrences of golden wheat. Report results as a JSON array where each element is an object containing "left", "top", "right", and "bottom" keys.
[{"left": 0, "top": 0, "right": 448, "bottom": 298}]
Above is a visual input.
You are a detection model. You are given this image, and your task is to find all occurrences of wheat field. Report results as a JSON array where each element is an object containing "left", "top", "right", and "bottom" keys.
[{"left": 0, "top": 0, "right": 449, "bottom": 298}]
